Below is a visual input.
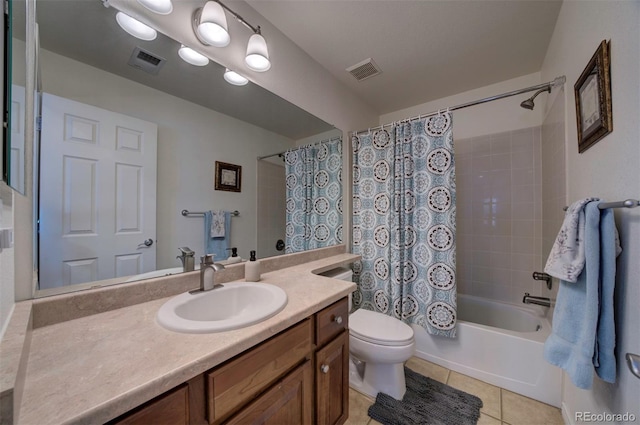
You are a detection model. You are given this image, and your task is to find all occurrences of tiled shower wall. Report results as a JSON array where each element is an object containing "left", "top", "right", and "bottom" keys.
[
  {"left": 541, "top": 90, "right": 566, "bottom": 300},
  {"left": 456, "top": 127, "right": 544, "bottom": 304}
]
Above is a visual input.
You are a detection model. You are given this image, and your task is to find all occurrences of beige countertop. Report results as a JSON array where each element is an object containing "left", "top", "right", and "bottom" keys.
[{"left": 16, "top": 253, "right": 358, "bottom": 424}]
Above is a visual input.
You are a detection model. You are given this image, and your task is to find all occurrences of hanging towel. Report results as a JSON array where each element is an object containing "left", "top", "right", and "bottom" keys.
[
  {"left": 210, "top": 210, "right": 226, "bottom": 238},
  {"left": 204, "top": 210, "right": 231, "bottom": 261},
  {"left": 544, "top": 198, "right": 599, "bottom": 282},
  {"left": 593, "top": 206, "right": 620, "bottom": 383},
  {"left": 543, "top": 201, "right": 621, "bottom": 389}
]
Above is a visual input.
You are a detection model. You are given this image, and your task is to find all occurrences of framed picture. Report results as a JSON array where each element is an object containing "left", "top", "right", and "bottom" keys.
[
  {"left": 574, "top": 40, "right": 612, "bottom": 153},
  {"left": 215, "top": 161, "right": 242, "bottom": 192}
]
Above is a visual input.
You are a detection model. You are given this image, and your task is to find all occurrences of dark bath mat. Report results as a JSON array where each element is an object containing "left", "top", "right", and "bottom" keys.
[{"left": 368, "top": 367, "right": 483, "bottom": 425}]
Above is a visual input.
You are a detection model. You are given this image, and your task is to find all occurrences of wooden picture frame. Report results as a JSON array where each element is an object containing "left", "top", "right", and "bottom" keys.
[
  {"left": 574, "top": 40, "right": 612, "bottom": 153},
  {"left": 215, "top": 161, "right": 242, "bottom": 192}
]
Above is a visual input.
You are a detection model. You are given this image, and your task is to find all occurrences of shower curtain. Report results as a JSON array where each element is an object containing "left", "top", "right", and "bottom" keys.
[
  {"left": 285, "top": 138, "right": 343, "bottom": 253},
  {"left": 352, "top": 113, "right": 457, "bottom": 337}
]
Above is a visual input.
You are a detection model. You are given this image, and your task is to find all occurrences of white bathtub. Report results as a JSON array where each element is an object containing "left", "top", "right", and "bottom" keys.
[{"left": 413, "top": 294, "right": 562, "bottom": 407}]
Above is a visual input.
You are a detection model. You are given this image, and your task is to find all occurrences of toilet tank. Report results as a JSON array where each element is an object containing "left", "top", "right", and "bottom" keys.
[{"left": 320, "top": 267, "right": 354, "bottom": 310}]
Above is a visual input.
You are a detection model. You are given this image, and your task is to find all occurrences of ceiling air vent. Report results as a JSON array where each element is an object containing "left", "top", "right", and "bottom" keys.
[
  {"left": 128, "top": 47, "right": 166, "bottom": 75},
  {"left": 346, "top": 58, "right": 382, "bottom": 82}
]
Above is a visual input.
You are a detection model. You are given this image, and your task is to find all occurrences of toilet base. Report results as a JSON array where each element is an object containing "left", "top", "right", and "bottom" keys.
[{"left": 349, "top": 357, "right": 407, "bottom": 401}]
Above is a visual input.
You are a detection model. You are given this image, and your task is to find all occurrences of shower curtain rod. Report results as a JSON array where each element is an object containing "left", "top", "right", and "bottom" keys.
[
  {"left": 353, "top": 75, "right": 566, "bottom": 136},
  {"left": 257, "top": 136, "right": 342, "bottom": 160}
]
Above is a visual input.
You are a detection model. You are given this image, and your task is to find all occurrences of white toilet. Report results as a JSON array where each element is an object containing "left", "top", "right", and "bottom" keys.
[{"left": 324, "top": 268, "right": 416, "bottom": 400}]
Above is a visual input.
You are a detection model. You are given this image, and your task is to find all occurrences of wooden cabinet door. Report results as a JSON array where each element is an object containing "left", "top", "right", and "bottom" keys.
[
  {"left": 111, "top": 384, "right": 189, "bottom": 425},
  {"left": 315, "top": 331, "right": 349, "bottom": 425},
  {"left": 225, "top": 360, "right": 313, "bottom": 425}
]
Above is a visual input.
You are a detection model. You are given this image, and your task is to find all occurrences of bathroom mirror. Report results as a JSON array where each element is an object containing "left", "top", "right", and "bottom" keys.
[
  {"left": 34, "top": 0, "right": 341, "bottom": 294},
  {"left": 3, "top": 0, "right": 27, "bottom": 194}
]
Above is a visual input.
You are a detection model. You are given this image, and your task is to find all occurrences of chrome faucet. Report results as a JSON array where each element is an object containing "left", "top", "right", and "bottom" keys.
[
  {"left": 197, "top": 254, "right": 225, "bottom": 292},
  {"left": 522, "top": 293, "right": 552, "bottom": 307},
  {"left": 176, "top": 247, "right": 195, "bottom": 272}
]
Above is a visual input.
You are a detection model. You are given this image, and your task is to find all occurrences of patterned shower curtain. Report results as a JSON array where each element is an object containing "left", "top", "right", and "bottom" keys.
[
  {"left": 352, "top": 113, "right": 457, "bottom": 337},
  {"left": 285, "top": 138, "right": 343, "bottom": 253}
]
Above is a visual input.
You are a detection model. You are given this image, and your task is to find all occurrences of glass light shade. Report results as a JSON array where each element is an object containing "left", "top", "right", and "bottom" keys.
[
  {"left": 197, "top": 2, "right": 230, "bottom": 47},
  {"left": 178, "top": 45, "right": 209, "bottom": 66},
  {"left": 116, "top": 12, "right": 157, "bottom": 41},
  {"left": 224, "top": 69, "right": 248, "bottom": 86},
  {"left": 245, "top": 33, "right": 271, "bottom": 72},
  {"left": 137, "top": 0, "right": 173, "bottom": 15}
]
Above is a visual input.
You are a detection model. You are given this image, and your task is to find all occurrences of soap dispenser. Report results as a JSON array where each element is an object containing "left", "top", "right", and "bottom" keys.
[
  {"left": 226, "top": 247, "right": 242, "bottom": 264},
  {"left": 245, "top": 250, "right": 261, "bottom": 282}
]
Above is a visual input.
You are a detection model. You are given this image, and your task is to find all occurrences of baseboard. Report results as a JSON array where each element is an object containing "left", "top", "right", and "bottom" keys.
[{"left": 562, "top": 402, "right": 574, "bottom": 425}]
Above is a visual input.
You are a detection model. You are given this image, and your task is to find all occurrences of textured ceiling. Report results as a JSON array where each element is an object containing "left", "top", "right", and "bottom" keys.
[{"left": 247, "top": 0, "right": 563, "bottom": 114}]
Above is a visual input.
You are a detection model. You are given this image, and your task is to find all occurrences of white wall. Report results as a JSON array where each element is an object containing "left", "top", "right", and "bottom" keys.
[
  {"left": 37, "top": 49, "right": 294, "bottom": 278},
  {"left": 0, "top": 182, "right": 15, "bottom": 339},
  {"left": 380, "top": 72, "right": 545, "bottom": 139},
  {"left": 540, "top": 1, "right": 640, "bottom": 422}
]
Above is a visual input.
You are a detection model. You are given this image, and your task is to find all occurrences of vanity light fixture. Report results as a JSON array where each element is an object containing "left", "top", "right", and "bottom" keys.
[
  {"left": 192, "top": 0, "right": 271, "bottom": 73},
  {"left": 224, "top": 68, "right": 249, "bottom": 86},
  {"left": 115, "top": 12, "right": 157, "bottom": 41},
  {"left": 245, "top": 32, "right": 271, "bottom": 72},
  {"left": 193, "top": 1, "right": 230, "bottom": 47},
  {"left": 178, "top": 45, "right": 210, "bottom": 66},
  {"left": 137, "top": 0, "right": 173, "bottom": 15}
]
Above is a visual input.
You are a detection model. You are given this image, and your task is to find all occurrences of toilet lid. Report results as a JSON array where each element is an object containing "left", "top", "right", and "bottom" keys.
[{"left": 350, "top": 309, "right": 414, "bottom": 347}]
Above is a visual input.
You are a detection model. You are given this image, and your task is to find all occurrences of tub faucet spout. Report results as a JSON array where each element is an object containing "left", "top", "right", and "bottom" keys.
[{"left": 522, "top": 293, "right": 551, "bottom": 307}]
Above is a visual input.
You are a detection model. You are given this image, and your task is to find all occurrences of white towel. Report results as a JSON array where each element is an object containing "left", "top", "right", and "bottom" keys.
[
  {"left": 544, "top": 198, "right": 598, "bottom": 282},
  {"left": 210, "top": 210, "right": 226, "bottom": 238}
]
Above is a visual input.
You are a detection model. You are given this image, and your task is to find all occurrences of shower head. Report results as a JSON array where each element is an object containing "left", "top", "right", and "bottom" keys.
[{"left": 520, "top": 87, "right": 551, "bottom": 110}]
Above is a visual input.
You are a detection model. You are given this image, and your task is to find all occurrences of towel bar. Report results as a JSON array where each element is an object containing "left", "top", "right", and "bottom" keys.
[
  {"left": 181, "top": 209, "right": 240, "bottom": 217},
  {"left": 563, "top": 199, "right": 639, "bottom": 211}
]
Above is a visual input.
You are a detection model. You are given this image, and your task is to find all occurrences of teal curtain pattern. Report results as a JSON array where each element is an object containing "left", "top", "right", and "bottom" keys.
[
  {"left": 285, "top": 139, "right": 343, "bottom": 253},
  {"left": 352, "top": 114, "right": 457, "bottom": 337}
]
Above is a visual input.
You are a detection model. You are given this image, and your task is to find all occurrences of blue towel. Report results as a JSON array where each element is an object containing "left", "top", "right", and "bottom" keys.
[
  {"left": 543, "top": 201, "right": 619, "bottom": 389},
  {"left": 204, "top": 210, "right": 231, "bottom": 261}
]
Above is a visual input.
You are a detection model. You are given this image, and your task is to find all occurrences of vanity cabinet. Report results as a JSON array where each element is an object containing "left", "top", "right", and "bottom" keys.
[{"left": 110, "top": 298, "right": 349, "bottom": 425}]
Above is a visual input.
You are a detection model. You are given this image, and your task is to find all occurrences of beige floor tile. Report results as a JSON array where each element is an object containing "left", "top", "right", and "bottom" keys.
[
  {"left": 501, "top": 389, "right": 563, "bottom": 425},
  {"left": 446, "top": 371, "right": 502, "bottom": 420},
  {"left": 344, "top": 389, "right": 375, "bottom": 425},
  {"left": 478, "top": 413, "right": 502, "bottom": 425},
  {"left": 405, "top": 356, "right": 450, "bottom": 383}
]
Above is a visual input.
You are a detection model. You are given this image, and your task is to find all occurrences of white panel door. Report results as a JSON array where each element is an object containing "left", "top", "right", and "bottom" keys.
[{"left": 39, "top": 93, "right": 157, "bottom": 289}]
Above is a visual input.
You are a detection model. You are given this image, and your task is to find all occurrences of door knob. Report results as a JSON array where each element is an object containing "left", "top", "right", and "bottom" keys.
[
  {"left": 627, "top": 353, "right": 640, "bottom": 379},
  {"left": 138, "top": 238, "right": 154, "bottom": 248},
  {"left": 320, "top": 364, "right": 330, "bottom": 374}
]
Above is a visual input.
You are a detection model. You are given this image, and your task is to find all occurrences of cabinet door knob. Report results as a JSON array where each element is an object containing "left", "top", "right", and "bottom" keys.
[
  {"left": 333, "top": 316, "right": 343, "bottom": 325},
  {"left": 320, "top": 364, "right": 330, "bottom": 374}
]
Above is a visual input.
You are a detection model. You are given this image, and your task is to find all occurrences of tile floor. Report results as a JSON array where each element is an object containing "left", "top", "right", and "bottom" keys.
[{"left": 345, "top": 356, "right": 564, "bottom": 425}]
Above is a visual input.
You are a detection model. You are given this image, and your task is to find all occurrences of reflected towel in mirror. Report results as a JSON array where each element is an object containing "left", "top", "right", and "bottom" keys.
[
  {"left": 205, "top": 211, "right": 231, "bottom": 261},
  {"left": 210, "top": 210, "right": 226, "bottom": 237}
]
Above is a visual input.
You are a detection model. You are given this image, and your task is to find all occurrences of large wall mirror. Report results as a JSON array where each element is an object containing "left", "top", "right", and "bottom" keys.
[
  {"left": 3, "top": 0, "right": 27, "bottom": 194},
  {"left": 33, "top": 0, "right": 342, "bottom": 295}
]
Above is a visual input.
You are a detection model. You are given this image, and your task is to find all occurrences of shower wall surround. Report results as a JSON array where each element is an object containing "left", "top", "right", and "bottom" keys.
[{"left": 456, "top": 126, "right": 543, "bottom": 304}]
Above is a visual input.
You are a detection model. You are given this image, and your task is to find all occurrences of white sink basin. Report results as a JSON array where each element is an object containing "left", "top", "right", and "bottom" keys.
[{"left": 156, "top": 282, "right": 288, "bottom": 333}]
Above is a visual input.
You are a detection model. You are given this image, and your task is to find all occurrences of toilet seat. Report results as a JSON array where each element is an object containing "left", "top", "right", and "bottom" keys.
[{"left": 350, "top": 309, "right": 414, "bottom": 347}]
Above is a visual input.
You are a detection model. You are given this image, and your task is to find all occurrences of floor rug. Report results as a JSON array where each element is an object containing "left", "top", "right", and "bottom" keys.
[{"left": 368, "top": 367, "right": 483, "bottom": 425}]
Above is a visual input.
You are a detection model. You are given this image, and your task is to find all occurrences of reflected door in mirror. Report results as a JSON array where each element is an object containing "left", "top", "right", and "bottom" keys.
[{"left": 39, "top": 93, "right": 158, "bottom": 289}]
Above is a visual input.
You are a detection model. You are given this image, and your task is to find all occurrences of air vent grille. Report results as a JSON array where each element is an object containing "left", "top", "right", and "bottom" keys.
[
  {"left": 346, "top": 58, "right": 382, "bottom": 82},
  {"left": 128, "top": 47, "right": 166, "bottom": 75}
]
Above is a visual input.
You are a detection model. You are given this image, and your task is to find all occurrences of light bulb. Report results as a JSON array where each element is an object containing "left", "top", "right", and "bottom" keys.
[
  {"left": 245, "top": 33, "right": 271, "bottom": 72},
  {"left": 178, "top": 45, "right": 209, "bottom": 66},
  {"left": 137, "top": 0, "right": 173, "bottom": 15},
  {"left": 224, "top": 69, "right": 249, "bottom": 86},
  {"left": 116, "top": 12, "right": 157, "bottom": 41},
  {"left": 196, "top": 2, "right": 230, "bottom": 47}
]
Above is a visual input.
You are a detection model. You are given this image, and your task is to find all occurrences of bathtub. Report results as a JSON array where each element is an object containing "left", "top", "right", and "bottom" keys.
[{"left": 413, "top": 294, "right": 562, "bottom": 407}]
